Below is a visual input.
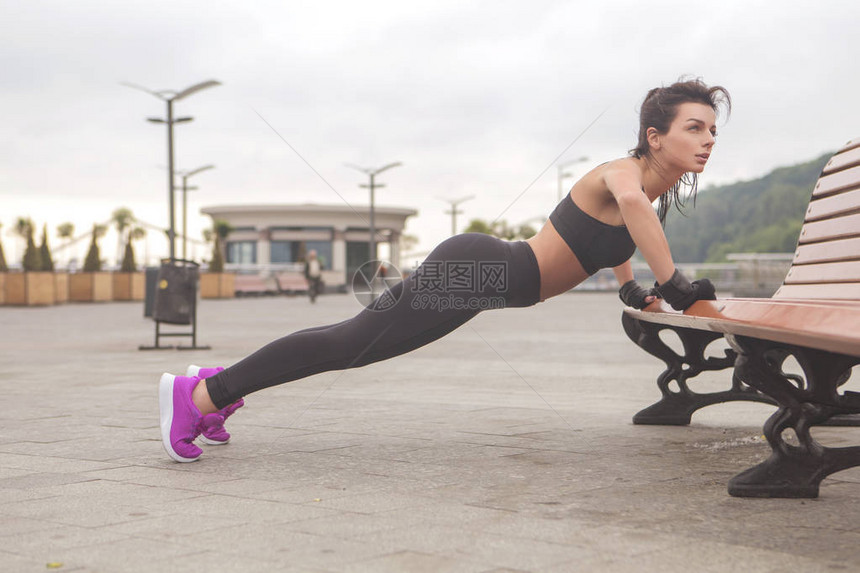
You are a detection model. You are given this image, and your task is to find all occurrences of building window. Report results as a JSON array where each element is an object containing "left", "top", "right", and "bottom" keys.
[
  {"left": 268, "top": 240, "right": 332, "bottom": 269},
  {"left": 226, "top": 241, "right": 257, "bottom": 264},
  {"left": 270, "top": 241, "right": 293, "bottom": 264}
]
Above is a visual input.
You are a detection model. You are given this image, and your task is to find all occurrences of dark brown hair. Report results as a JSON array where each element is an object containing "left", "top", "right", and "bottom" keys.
[{"left": 630, "top": 78, "right": 731, "bottom": 223}]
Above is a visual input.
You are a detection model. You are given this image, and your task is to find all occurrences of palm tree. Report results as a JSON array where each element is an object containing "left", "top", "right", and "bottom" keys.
[
  {"left": 14, "top": 217, "right": 32, "bottom": 255},
  {"left": 111, "top": 208, "right": 134, "bottom": 267},
  {"left": 208, "top": 220, "right": 233, "bottom": 272},
  {"left": 130, "top": 226, "right": 146, "bottom": 243},
  {"left": 57, "top": 222, "right": 75, "bottom": 245},
  {"left": 120, "top": 227, "right": 146, "bottom": 272},
  {"left": 56, "top": 222, "right": 75, "bottom": 268}
]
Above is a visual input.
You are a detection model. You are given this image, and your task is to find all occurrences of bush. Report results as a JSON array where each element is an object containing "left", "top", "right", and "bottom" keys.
[
  {"left": 39, "top": 224, "right": 54, "bottom": 271},
  {"left": 0, "top": 225, "right": 7, "bottom": 272},
  {"left": 207, "top": 219, "right": 232, "bottom": 273},
  {"left": 120, "top": 240, "right": 136, "bottom": 272},
  {"left": 83, "top": 225, "right": 102, "bottom": 272},
  {"left": 209, "top": 236, "right": 224, "bottom": 273},
  {"left": 22, "top": 224, "right": 42, "bottom": 272}
]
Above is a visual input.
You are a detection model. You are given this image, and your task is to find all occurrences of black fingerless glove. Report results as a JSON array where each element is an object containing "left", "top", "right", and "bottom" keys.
[
  {"left": 618, "top": 280, "right": 659, "bottom": 309},
  {"left": 654, "top": 269, "right": 717, "bottom": 311}
]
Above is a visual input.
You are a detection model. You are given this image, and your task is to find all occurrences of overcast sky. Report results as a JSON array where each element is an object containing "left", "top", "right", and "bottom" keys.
[{"left": 2, "top": 0, "right": 858, "bottom": 266}]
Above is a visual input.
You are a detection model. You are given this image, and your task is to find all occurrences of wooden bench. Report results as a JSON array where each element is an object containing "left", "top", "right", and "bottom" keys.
[
  {"left": 274, "top": 272, "right": 310, "bottom": 295},
  {"left": 622, "top": 137, "right": 860, "bottom": 498},
  {"left": 234, "top": 274, "right": 280, "bottom": 296}
]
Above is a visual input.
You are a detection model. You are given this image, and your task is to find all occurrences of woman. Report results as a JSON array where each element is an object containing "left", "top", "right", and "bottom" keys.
[{"left": 160, "top": 78, "right": 730, "bottom": 462}]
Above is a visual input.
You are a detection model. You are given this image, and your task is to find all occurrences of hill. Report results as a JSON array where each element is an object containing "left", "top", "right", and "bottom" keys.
[{"left": 664, "top": 152, "right": 832, "bottom": 263}]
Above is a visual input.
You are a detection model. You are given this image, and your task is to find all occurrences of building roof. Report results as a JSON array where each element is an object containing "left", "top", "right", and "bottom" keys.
[{"left": 201, "top": 203, "right": 418, "bottom": 218}]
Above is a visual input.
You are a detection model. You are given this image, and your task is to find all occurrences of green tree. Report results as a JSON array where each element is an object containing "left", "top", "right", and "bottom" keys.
[
  {"left": 463, "top": 219, "right": 493, "bottom": 235},
  {"left": 83, "top": 224, "right": 105, "bottom": 272},
  {"left": 120, "top": 241, "right": 135, "bottom": 272},
  {"left": 39, "top": 224, "right": 54, "bottom": 271},
  {"left": 664, "top": 153, "right": 831, "bottom": 262},
  {"left": 57, "top": 222, "right": 75, "bottom": 244},
  {"left": 0, "top": 223, "right": 8, "bottom": 272},
  {"left": 120, "top": 227, "right": 145, "bottom": 272},
  {"left": 207, "top": 219, "right": 232, "bottom": 273},
  {"left": 14, "top": 217, "right": 32, "bottom": 258},
  {"left": 112, "top": 207, "right": 134, "bottom": 265},
  {"left": 462, "top": 218, "right": 536, "bottom": 240},
  {"left": 56, "top": 222, "right": 75, "bottom": 269},
  {"left": 22, "top": 221, "right": 42, "bottom": 272},
  {"left": 119, "top": 227, "right": 145, "bottom": 272}
]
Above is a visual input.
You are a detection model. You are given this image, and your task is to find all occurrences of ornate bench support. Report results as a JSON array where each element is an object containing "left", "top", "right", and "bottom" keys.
[
  {"left": 622, "top": 313, "right": 775, "bottom": 425},
  {"left": 726, "top": 335, "right": 860, "bottom": 498}
]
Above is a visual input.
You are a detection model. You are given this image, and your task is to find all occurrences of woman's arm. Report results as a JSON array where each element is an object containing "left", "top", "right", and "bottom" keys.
[
  {"left": 614, "top": 260, "right": 658, "bottom": 308},
  {"left": 603, "top": 162, "right": 676, "bottom": 284},
  {"left": 612, "top": 260, "right": 634, "bottom": 284}
]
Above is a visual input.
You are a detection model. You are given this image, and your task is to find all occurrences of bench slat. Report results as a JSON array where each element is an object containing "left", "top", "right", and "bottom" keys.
[
  {"left": 784, "top": 261, "right": 860, "bottom": 284},
  {"left": 774, "top": 282, "right": 860, "bottom": 300},
  {"left": 841, "top": 137, "right": 860, "bottom": 152},
  {"left": 805, "top": 189, "right": 860, "bottom": 221},
  {"left": 627, "top": 299, "right": 860, "bottom": 357},
  {"left": 813, "top": 164, "right": 860, "bottom": 197},
  {"left": 823, "top": 145, "right": 860, "bottom": 176},
  {"left": 798, "top": 212, "right": 860, "bottom": 244},
  {"left": 793, "top": 237, "right": 860, "bottom": 264}
]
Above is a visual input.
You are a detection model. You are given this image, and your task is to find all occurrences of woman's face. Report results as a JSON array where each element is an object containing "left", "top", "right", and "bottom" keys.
[{"left": 650, "top": 102, "right": 717, "bottom": 174}]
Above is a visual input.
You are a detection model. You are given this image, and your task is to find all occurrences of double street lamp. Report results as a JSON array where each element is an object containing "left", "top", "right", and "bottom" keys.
[
  {"left": 176, "top": 165, "right": 215, "bottom": 261},
  {"left": 438, "top": 195, "right": 475, "bottom": 236},
  {"left": 123, "top": 79, "right": 221, "bottom": 262},
  {"left": 345, "top": 162, "right": 402, "bottom": 263}
]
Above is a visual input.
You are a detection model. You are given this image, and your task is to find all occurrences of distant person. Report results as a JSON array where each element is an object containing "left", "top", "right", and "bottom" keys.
[
  {"left": 159, "top": 78, "right": 729, "bottom": 462},
  {"left": 304, "top": 249, "right": 323, "bottom": 303}
]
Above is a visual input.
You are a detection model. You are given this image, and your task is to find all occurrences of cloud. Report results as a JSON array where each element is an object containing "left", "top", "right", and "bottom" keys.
[{"left": 2, "top": 0, "right": 859, "bottom": 265}]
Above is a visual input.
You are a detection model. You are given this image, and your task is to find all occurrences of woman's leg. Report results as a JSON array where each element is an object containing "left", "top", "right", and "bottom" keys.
[
  {"left": 204, "top": 233, "right": 542, "bottom": 409},
  {"left": 160, "top": 234, "right": 541, "bottom": 461}
]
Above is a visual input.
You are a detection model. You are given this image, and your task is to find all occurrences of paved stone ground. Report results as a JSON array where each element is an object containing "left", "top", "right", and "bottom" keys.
[{"left": 2, "top": 292, "right": 860, "bottom": 572}]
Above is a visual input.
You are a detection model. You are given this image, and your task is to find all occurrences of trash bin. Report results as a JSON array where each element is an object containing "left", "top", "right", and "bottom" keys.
[{"left": 152, "top": 259, "right": 199, "bottom": 325}]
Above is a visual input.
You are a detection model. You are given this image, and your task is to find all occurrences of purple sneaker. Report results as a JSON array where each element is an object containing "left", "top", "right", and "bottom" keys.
[
  {"left": 198, "top": 399, "right": 245, "bottom": 445},
  {"left": 186, "top": 365, "right": 223, "bottom": 380},
  {"left": 158, "top": 374, "right": 203, "bottom": 462},
  {"left": 186, "top": 365, "right": 244, "bottom": 445}
]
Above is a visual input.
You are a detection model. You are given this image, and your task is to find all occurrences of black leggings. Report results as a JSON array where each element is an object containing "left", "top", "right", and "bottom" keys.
[{"left": 205, "top": 233, "right": 543, "bottom": 409}]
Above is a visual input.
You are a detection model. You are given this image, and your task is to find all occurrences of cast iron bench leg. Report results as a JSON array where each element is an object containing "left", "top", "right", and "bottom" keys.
[
  {"left": 622, "top": 312, "right": 775, "bottom": 425},
  {"left": 727, "top": 335, "right": 860, "bottom": 498}
]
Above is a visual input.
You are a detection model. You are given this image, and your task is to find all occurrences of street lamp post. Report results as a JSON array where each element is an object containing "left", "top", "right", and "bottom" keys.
[
  {"left": 123, "top": 80, "right": 221, "bottom": 262},
  {"left": 345, "top": 162, "right": 402, "bottom": 263},
  {"left": 438, "top": 195, "right": 476, "bottom": 236},
  {"left": 557, "top": 156, "right": 589, "bottom": 203},
  {"left": 176, "top": 165, "right": 215, "bottom": 261}
]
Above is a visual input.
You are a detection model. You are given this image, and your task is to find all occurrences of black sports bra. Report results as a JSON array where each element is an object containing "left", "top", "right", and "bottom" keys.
[{"left": 548, "top": 195, "right": 636, "bottom": 275}]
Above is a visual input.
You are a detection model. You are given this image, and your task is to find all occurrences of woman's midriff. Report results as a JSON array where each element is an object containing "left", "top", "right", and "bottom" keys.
[{"left": 526, "top": 220, "right": 591, "bottom": 301}]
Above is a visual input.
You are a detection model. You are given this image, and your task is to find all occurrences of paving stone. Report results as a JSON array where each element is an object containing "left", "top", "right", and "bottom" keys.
[
  {"left": 2, "top": 522, "right": 130, "bottom": 555},
  {"left": 3, "top": 294, "right": 860, "bottom": 571},
  {"left": 343, "top": 550, "right": 488, "bottom": 573}
]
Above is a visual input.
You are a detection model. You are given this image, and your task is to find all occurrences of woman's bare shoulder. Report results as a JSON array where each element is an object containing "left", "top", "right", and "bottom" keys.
[
  {"left": 601, "top": 157, "right": 646, "bottom": 195},
  {"left": 601, "top": 157, "right": 641, "bottom": 176},
  {"left": 576, "top": 158, "right": 640, "bottom": 194}
]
